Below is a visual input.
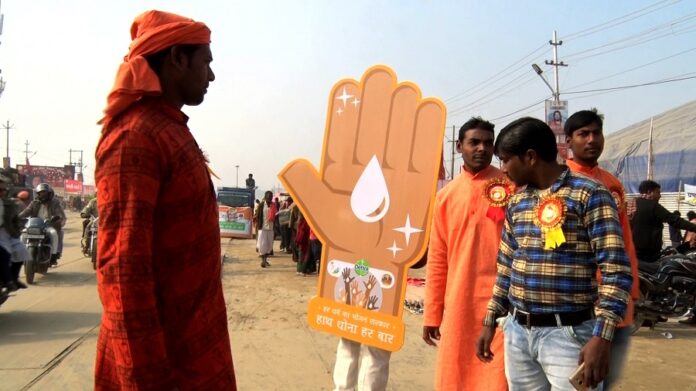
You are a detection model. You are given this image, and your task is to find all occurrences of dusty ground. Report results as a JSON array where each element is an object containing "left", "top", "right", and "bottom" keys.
[
  {"left": 223, "top": 239, "right": 696, "bottom": 391},
  {"left": 1, "top": 214, "right": 695, "bottom": 390}
]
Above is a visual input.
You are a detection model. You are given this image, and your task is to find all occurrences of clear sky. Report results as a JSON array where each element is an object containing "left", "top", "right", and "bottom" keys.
[{"left": 0, "top": 0, "right": 694, "bottom": 192}]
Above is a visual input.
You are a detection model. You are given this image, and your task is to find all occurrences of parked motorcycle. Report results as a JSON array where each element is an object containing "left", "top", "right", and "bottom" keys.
[
  {"left": 86, "top": 216, "right": 98, "bottom": 270},
  {"left": 21, "top": 216, "right": 59, "bottom": 284},
  {"left": 632, "top": 249, "right": 696, "bottom": 333}
]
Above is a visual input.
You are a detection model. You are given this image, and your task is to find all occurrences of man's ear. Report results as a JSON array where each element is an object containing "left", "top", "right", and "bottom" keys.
[
  {"left": 168, "top": 45, "right": 191, "bottom": 71},
  {"left": 565, "top": 134, "right": 571, "bottom": 144},
  {"left": 455, "top": 140, "right": 462, "bottom": 153},
  {"left": 525, "top": 149, "right": 538, "bottom": 166}
]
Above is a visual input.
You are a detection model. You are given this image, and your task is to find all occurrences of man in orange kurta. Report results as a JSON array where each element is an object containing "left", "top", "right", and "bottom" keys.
[
  {"left": 423, "top": 117, "right": 508, "bottom": 391},
  {"left": 94, "top": 10, "right": 236, "bottom": 390},
  {"left": 564, "top": 110, "right": 640, "bottom": 389}
]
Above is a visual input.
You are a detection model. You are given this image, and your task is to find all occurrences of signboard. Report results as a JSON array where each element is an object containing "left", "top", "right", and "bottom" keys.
[
  {"left": 219, "top": 205, "right": 253, "bottom": 239},
  {"left": 83, "top": 185, "right": 96, "bottom": 195},
  {"left": 278, "top": 65, "right": 445, "bottom": 351},
  {"left": 64, "top": 179, "right": 84, "bottom": 194},
  {"left": 545, "top": 100, "right": 569, "bottom": 161},
  {"left": 16, "top": 164, "right": 75, "bottom": 189},
  {"left": 685, "top": 183, "right": 696, "bottom": 206}
]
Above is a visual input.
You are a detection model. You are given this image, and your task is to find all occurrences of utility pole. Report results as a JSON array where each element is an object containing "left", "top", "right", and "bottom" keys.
[
  {"left": 235, "top": 165, "right": 239, "bottom": 187},
  {"left": 544, "top": 30, "right": 567, "bottom": 103},
  {"left": 23, "top": 139, "right": 32, "bottom": 163},
  {"left": 2, "top": 120, "right": 12, "bottom": 169},
  {"left": 450, "top": 125, "right": 456, "bottom": 180},
  {"left": 69, "top": 148, "right": 84, "bottom": 181}
]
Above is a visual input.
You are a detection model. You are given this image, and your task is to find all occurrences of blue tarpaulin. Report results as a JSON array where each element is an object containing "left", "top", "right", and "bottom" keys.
[{"left": 599, "top": 99, "right": 696, "bottom": 193}]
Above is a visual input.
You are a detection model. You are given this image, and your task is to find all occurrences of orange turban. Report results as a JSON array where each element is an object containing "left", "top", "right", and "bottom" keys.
[{"left": 100, "top": 10, "right": 211, "bottom": 124}]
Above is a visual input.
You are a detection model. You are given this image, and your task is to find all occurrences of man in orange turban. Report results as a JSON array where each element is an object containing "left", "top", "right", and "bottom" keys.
[{"left": 94, "top": 10, "right": 236, "bottom": 390}]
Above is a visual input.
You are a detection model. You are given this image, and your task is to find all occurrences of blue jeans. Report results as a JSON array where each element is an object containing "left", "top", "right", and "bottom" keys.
[
  {"left": 603, "top": 326, "right": 631, "bottom": 390},
  {"left": 503, "top": 314, "right": 603, "bottom": 391}
]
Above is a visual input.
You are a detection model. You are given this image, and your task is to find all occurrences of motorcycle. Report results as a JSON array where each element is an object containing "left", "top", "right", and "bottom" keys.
[
  {"left": 86, "top": 216, "right": 99, "bottom": 270},
  {"left": 21, "top": 216, "right": 60, "bottom": 284},
  {"left": 632, "top": 249, "right": 696, "bottom": 333}
]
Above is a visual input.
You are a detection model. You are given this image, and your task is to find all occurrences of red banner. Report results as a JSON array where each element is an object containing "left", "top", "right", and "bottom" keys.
[{"left": 64, "top": 179, "right": 83, "bottom": 194}]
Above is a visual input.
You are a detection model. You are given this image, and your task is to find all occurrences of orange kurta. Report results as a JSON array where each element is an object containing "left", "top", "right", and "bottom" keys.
[
  {"left": 95, "top": 98, "right": 236, "bottom": 390},
  {"left": 567, "top": 159, "right": 640, "bottom": 327},
  {"left": 425, "top": 165, "right": 507, "bottom": 391}
]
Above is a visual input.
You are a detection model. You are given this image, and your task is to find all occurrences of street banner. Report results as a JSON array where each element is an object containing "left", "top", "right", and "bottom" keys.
[
  {"left": 64, "top": 179, "right": 83, "bottom": 194},
  {"left": 17, "top": 164, "right": 75, "bottom": 189},
  {"left": 685, "top": 183, "right": 696, "bottom": 206},
  {"left": 545, "top": 100, "right": 569, "bottom": 161},
  {"left": 278, "top": 65, "right": 445, "bottom": 351},
  {"left": 219, "top": 205, "right": 253, "bottom": 239}
]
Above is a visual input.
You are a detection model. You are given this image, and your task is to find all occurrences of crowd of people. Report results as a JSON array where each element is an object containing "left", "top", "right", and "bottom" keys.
[
  {"left": 253, "top": 190, "right": 322, "bottom": 275},
  {"left": 80, "top": 9, "right": 696, "bottom": 391}
]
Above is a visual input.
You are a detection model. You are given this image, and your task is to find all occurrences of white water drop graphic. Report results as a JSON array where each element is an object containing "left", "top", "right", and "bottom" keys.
[{"left": 351, "top": 155, "right": 390, "bottom": 223}]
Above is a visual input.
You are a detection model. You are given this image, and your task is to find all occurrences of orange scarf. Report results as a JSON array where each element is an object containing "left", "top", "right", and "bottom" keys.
[{"left": 100, "top": 10, "right": 211, "bottom": 124}]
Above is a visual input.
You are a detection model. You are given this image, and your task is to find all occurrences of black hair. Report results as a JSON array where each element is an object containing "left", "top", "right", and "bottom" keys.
[
  {"left": 264, "top": 190, "right": 273, "bottom": 197},
  {"left": 494, "top": 117, "right": 557, "bottom": 162},
  {"left": 687, "top": 211, "right": 696, "bottom": 220},
  {"left": 638, "top": 180, "right": 661, "bottom": 194},
  {"left": 673, "top": 210, "right": 681, "bottom": 216},
  {"left": 145, "top": 44, "right": 203, "bottom": 75},
  {"left": 564, "top": 110, "right": 603, "bottom": 137},
  {"left": 458, "top": 117, "right": 494, "bottom": 141}
]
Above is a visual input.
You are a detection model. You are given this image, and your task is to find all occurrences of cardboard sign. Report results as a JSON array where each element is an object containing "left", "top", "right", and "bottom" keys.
[
  {"left": 219, "top": 205, "right": 253, "bottom": 239},
  {"left": 278, "top": 65, "right": 445, "bottom": 351}
]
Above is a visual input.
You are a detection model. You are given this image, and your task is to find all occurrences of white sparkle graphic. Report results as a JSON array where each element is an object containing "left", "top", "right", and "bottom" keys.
[
  {"left": 336, "top": 87, "right": 353, "bottom": 107},
  {"left": 337, "top": 107, "right": 344, "bottom": 116},
  {"left": 351, "top": 97, "right": 361, "bottom": 108},
  {"left": 394, "top": 215, "right": 423, "bottom": 246},
  {"left": 387, "top": 241, "right": 402, "bottom": 258}
]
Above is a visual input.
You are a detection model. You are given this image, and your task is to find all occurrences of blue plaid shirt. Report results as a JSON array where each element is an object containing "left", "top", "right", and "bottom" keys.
[{"left": 484, "top": 169, "right": 632, "bottom": 341}]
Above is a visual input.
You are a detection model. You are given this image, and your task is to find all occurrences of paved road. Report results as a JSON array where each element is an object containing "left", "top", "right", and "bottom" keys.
[{"left": 0, "top": 211, "right": 101, "bottom": 391}]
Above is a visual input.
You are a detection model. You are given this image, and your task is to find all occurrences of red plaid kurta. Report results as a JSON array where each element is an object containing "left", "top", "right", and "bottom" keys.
[{"left": 95, "top": 98, "right": 236, "bottom": 390}]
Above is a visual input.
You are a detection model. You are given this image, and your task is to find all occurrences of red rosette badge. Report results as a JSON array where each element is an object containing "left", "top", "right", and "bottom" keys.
[
  {"left": 534, "top": 195, "right": 567, "bottom": 249},
  {"left": 483, "top": 178, "right": 512, "bottom": 222}
]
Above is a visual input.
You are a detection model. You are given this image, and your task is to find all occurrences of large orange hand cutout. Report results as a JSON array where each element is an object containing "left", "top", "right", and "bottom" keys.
[{"left": 278, "top": 65, "right": 445, "bottom": 351}]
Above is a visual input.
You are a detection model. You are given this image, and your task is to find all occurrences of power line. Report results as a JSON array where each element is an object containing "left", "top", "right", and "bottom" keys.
[
  {"left": 564, "top": 72, "right": 696, "bottom": 95},
  {"left": 565, "top": 13, "right": 696, "bottom": 61},
  {"left": 445, "top": 1, "right": 685, "bottom": 105},
  {"left": 444, "top": 43, "right": 547, "bottom": 104},
  {"left": 566, "top": 46, "right": 696, "bottom": 90},
  {"left": 448, "top": 70, "right": 541, "bottom": 117},
  {"left": 489, "top": 96, "right": 550, "bottom": 122},
  {"left": 564, "top": 0, "right": 681, "bottom": 41}
]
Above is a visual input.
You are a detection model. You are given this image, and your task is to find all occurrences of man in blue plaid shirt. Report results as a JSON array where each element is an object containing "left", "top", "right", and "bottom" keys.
[{"left": 476, "top": 117, "right": 632, "bottom": 390}]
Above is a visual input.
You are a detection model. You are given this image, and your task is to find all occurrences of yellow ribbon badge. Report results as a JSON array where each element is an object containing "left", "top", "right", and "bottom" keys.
[{"left": 534, "top": 195, "right": 566, "bottom": 249}]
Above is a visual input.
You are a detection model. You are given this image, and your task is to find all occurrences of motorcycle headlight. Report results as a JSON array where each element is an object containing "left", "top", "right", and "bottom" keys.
[{"left": 26, "top": 228, "right": 43, "bottom": 235}]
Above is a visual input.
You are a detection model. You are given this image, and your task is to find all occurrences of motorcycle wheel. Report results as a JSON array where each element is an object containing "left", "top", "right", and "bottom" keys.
[{"left": 25, "top": 248, "right": 37, "bottom": 284}]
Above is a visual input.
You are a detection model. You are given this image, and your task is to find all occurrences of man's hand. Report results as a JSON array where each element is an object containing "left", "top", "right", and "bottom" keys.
[
  {"left": 578, "top": 336, "right": 612, "bottom": 389},
  {"left": 422, "top": 325, "right": 441, "bottom": 346},
  {"left": 475, "top": 325, "right": 496, "bottom": 363}
]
